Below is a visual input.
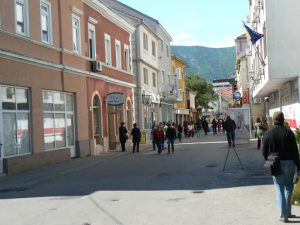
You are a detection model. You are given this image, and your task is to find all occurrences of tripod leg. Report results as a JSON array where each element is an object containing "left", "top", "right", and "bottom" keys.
[
  {"left": 233, "top": 147, "right": 244, "bottom": 169},
  {"left": 222, "top": 147, "right": 230, "bottom": 171}
]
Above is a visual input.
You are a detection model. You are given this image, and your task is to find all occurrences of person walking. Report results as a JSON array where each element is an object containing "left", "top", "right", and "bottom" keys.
[
  {"left": 262, "top": 112, "right": 300, "bottom": 223},
  {"left": 202, "top": 118, "right": 209, "bottom": 135},
  {"left": 119, "top": 122, "right": 128, "bottom": 152},
  {"left": 154, "top": 126, "right": 164, "bottom": 154},
  {"left": 255, "top": 117, "right": 268, "bottom": 149},
  {"left": 224, "top": 115, "right": 236, "bottom": 148},
  {"left": 177, "top": 124, "right": 183, "bottom": 142},
  {"left": 151, "top": 124, "right": 157, "bottom": 151},
  {"left": 195, "top": 123, "right": 201, "bottom": 138},
  {"left": 131, "top": 123, "right": 141, "bottom": 153},
  {"left": 212, "top": 118, "right": 217, "bottom": 134},
  {"left": 166, "top": 123, "right": 176, "bottom": 154}
]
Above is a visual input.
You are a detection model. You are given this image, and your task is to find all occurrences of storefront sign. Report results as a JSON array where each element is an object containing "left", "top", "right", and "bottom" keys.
[
  {"left": 107, "top": 92, "right": 124, "bottom": 106},
  {"left": 243, "top": 90, "right": 249, "bottom": 105},
  {"left": 233, "top": 91, "right": 241, "bottom": 99}
]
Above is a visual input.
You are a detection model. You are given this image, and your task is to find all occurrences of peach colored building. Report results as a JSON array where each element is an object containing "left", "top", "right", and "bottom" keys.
[{"left": 0, "top": 0, "right": 134, "bottom": 174}]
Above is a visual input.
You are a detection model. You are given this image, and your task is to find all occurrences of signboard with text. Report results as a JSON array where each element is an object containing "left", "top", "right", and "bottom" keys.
[
  {"left": 243, "top": 90, "right": 249, "bottom": 105},
  {"left": 107, "top": 92, "right": 125, "bottom": 106}
]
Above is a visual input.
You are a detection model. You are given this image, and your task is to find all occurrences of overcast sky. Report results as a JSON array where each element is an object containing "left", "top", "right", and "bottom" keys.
[{"left": 118, "top": 0, "right": 248, "bottom": 47}]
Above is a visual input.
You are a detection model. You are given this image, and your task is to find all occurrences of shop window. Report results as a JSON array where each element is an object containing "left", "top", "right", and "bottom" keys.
[
  {"left": 43, "top": 91, "right": 75, "bottom": 150},
  {"left": 1, "top": 86, "right": 31, "bottom": 157}
]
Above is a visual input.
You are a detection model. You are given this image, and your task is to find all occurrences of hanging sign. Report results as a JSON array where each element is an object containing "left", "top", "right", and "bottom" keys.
[{"left": 107, "top": 92, "right": 124, "bottom": 106}]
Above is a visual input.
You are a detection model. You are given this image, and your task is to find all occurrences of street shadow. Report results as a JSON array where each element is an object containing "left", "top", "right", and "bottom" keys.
[{"left": 0, "top": 135, "right": 275, "bottom": 199}]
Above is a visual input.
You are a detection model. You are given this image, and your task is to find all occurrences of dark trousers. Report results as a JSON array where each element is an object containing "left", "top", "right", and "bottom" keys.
[
  {"left": 133, "top": 141, "right": 139, "bottom": 152},
  {"left": 152, "top": 140, "right": 156, "bottom": 150},
  {"left": 156, "top": 139, "right": 162, "bottom": 153},
  {"left": 226, "top": 131, "right": 235, "bottom": 146},
  {"left": 121, "top": 142, "right": 126, "bottom": 151},
  {"left": 167, "top": 138, "right": 175, "bottom": 153}
]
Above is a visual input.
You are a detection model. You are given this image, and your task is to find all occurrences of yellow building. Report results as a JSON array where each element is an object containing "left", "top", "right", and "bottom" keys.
[{"left": 171, "top": 55, "right": 190, "bottom": 125}]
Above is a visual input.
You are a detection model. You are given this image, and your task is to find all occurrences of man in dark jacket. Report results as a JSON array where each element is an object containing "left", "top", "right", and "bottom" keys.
[
  {"left": 262, "top": 112, "right": 300, "bottom": 222},
  {"left": 131, "top": 123, "right": 141, "bottom": 153},
  {"left": 119, "top": 122, "right": 128, "bottom": 152},
  {"left": 166, "top": 123, "right": 176, "bottom": 154},
  {"left": 224, "top": 115, "right": 236, "bottom": 148}
]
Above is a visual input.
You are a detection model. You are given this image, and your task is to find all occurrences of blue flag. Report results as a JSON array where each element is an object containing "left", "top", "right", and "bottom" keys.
[{"left": 243, "top": 22, "right": 264, "bottom": 44}]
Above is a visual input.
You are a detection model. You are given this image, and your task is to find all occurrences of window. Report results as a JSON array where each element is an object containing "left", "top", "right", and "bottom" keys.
[
  {"left": 166, "top": 44, "right": 170, "bottom": 57},
  {"left": 143, "top": 68, "right": 148, "bottom": 84},
  {"left": 152, "top": 72, "right": 156, "bottom": 87},
  {"left": 143, "top": 33, "right": 148, "bottom": 51},
  {"left": 152, "top": 41, "right": 156, "bottom": 57},
  {"left": 115, "top": 39, "right": 121, "bottom": 69},
  {"left": 40, "top": 1, "right": 51, "bottom": 44},
  {"left": 43, "top": 91, "right": 75, "bottom": 150},
  {"left": 15, "top": 0, "right": 29, "bottom": 36},
  {"left": 88, "top": 23, "right": 96, "bottom": 59},
  {"left": 161, "top": 70, "right": 165, "bottom": 85},
  {"left": 124, "top": 44, "right": 130, "bottom": 72},
  {"left": 105, "top": 33, "right": 112, "bottom": 65},
  {"left": 2, "top": 86, "right": 31, "bottom": 157},
  {"left": 72, "top": 15, "right": 81, "bottom": 53},
  {"left": 176, "top": 68, "right": 182, "bottom": 80},
  {"left": 93, "top": 95, "right": 102, "bottom": 145}
]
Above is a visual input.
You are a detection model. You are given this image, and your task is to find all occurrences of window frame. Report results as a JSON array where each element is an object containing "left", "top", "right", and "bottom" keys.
[
  {"left": 152, "top": 40, "right": 156, "bottom": 58},
  {"left": 166, "top": 43, "right": 170, "bottom": 57},
  {"left": 15, "top": 0, "right": 29, "bottom": 36},
  {"left": 143, "top": 33, "right": 148, "bottom": 51},
  {"left": 152, "top": 72, "right": 157, "bottom": 87},
  {"left": 143, "top": 68, "right": 149, "bottom": 85},
  {"left": 40, "top": 0, "right": 52, "bottom": 44},
  {"left": 42, "top": 90, "right": 75, "bottom": 151},
  {"left": 105, "top": 33, "right": 112, "bottom": 65},
  {"left": 88, "top": 23, "right": 96, "bottom": 60},
  {"left": 115, "top": 39, "right": 121, "bottom": 69},
  {"left": 1, "top": 85, "right": 31, "bottom": 158},
  {"left": 72, "top": 14, "right": 81, "bottom": 54},
  {"left": 124, "top": 44, "right": 130, "bottom": 72}
]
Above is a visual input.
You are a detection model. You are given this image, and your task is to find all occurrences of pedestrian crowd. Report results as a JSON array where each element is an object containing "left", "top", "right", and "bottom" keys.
[{"left": 118, "top": 116, "right": 230, "bottom": 154}]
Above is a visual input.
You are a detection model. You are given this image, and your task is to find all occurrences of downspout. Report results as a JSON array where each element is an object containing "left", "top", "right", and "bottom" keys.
[
  {"left": 58, "top": 0, "right": 65, "bottom": 91},
  {"left": 134, "top": 26, "right": 142, "bottom": 128}
]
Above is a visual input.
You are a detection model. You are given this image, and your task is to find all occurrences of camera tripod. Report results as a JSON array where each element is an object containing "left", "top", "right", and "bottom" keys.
[{"left": 222, "top": 144, "right": 244, "bottom": 171}]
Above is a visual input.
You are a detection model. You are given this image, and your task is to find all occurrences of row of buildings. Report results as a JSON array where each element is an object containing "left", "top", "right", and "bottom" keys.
[
  {"left": 0, "top": 0, "right": 196, "bottom": 174},
  {"left": 233, "top": 0, "right": 300, "bottom": 129}
]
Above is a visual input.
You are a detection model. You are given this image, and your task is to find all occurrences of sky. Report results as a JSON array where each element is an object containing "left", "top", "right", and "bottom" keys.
[{"left": 117, "top": 0, "right": 248, "bottom": 48}]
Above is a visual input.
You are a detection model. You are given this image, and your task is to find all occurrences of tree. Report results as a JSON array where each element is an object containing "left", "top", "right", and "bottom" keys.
[{"left": 185, "top": 72, "right": 218, "bottom": 110}]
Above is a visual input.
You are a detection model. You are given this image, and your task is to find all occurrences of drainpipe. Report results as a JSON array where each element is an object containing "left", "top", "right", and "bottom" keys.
[
  {"left": 58, "top": 0, "right": 65, "bottom": 91},
  {"left": 134, "top": 27, "right": 142, "bottom": 128}
]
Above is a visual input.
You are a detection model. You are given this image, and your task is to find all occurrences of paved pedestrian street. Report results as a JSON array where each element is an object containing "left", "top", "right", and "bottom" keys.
[{"left": 0, "top": 133, "right": 300, "bottom": 225}]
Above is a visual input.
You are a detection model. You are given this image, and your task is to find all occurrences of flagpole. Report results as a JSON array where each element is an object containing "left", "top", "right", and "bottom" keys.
[{"left": 252, "top": 44, "right": 266, "bottom": 66}]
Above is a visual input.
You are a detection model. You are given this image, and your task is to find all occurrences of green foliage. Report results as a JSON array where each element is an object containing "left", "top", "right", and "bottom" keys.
[
  {"left": 185, "top": 72, "right": 218, "bottom": 110},
  {"left": 171, "top": 45, "right": 236, "bottom": 82},
  {"left": 295, "top": 128, "right": 300, "bottom": 145}
]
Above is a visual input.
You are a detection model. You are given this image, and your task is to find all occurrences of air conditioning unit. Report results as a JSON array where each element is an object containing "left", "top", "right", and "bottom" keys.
[
  {"left": 253, "top": 98, "right": 262, "bottom": 104},
  {"left": 91, "top": 60, "right": 102, "bottom": 72}
]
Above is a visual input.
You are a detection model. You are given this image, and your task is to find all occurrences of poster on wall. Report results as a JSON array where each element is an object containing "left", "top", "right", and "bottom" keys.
[
  {"left": 281, "top": 103, "right": 300, "bottom": 129},
  {"left": 228, "top": 108, "right": 251, "bottom": 141}
]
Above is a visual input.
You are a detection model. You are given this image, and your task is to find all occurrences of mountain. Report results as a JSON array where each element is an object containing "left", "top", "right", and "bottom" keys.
[{"left": 171, "top": 45, "right": 236, "bottom": 82}]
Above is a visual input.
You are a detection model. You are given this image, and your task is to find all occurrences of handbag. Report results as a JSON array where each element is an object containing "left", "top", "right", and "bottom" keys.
[{"left": 264, "top": 154, "right": 281, "bottom": 176}]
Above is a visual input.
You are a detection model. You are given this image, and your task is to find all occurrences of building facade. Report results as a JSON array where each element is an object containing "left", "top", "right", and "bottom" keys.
[
  {"left": 248, "top": 0, "right": 300, "bottom": 128},
  {"left": 172, "top": 55, "right": 189, "bottom": 124},
  {"left": 235, "top": 33, "right": 263, "bottom": 125},
  {"left": 0, "top": 0, "right": 134, "bottom": 174}
]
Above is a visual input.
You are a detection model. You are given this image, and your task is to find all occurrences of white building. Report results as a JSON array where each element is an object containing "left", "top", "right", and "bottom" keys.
[
  {"left": 248, "top": 0, "right": 300, "bottom": 128},
  {"left": 235, "top": 33, "right": 264, "bottom": 124}
]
